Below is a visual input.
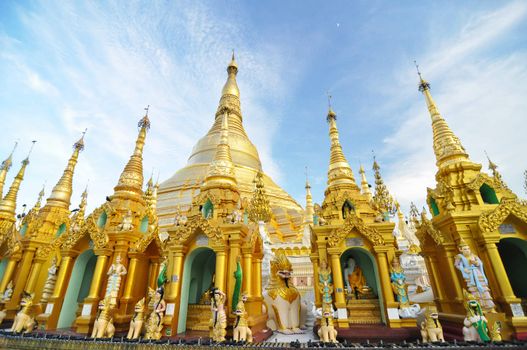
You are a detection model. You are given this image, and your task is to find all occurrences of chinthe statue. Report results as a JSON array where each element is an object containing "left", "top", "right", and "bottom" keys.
[
  {"left": 462, "top": 289, "right": 490, "bottom": 342},
  {"left": 417, "top": 306, "right": 444, "bottom": 343},
  {"left": 454, "top": 239, "right": 495, "bottom": 313},
  {"left": 105, "top": 255, "right": 127, "bottom": 305},
  {"left": 41, "top": 256, "right": 59, "bottom": 304},
  {"left": 266, "top": 252, "right": 303, "bottom": 334},
  {"left": 317, "top": 303, "right": 338, "bottom": 343},
  {"left": 10, "top": 292, "right": 36, "bottom": 334},
  {"left": 233, "top": 292, "right": 253, "bottom": 342},
  {"left": 210, "top": 288, "right": 227, "bottom": 342},
  {"left": 91, "top": 297, "right": 115, "bottom": 339},
  {"left": 144, "top": 287, "right": 166, "bottom": 340},
  {"left": 127, "top": 297, "right": 146, "bottom": 340}
]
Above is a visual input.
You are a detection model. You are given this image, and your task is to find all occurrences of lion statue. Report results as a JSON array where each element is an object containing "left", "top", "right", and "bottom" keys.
[
  {"left": 417, "top": 305, "right": 444, "bottom": 343},
  {"left": 91, "top": 297, "right": 115, "bottom": 339},
  {"left": 10, "top": 292, "right": 37, "bottom": 333},
  {"left": 265, "top": 252, "right": 303, "bottom": 334},
  {"left": 233, "top": 292, "right": 252, "bottom": 342},
  {"left": 127, "top": 297, "right": 146, "bottom": 339},
  {"left": 317, "top": 303, "right": 338, "bottom": 343}
]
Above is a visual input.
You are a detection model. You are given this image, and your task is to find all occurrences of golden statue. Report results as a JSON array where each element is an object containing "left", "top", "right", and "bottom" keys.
[
  {"left": 490, "top": 321, "right": 502, "bottom": 342},
  {"left": 144, "top": 287, "right": 166, "bottom": 340},
  {"left": 127, "top": 297, "right": 146, "bottom": 340},
  {"left": 343, "top": 257, "right": 366, "bottom": 299},
  {"left": 266, "top": 252, "right": 302, "bottom": 334},
  {"left": 10, "top": 292, "right": 37, "bottom": 334},
  {"left": 454, "top": 240, "right": 495, "bottom": 313},
  {"left": 210, "top": 288, "right": 227, "bottom": 342},
  {"left": 105, "top": 255, "right": 127, "bottom": 305},
  {"left": 91, "top": 297, "right": 115, "bottom": 339},
  {"left": 233, "top": 292, "right": 252, "bottom": 342},
  {"left": 117, "top": 209, "right": 134, "bottom": 231},
  {"left": 417, "top": 306, "right": 444, "bottom": 343},
  {"left": 40, "top": 256, "right": 59, "bottom": 304}
]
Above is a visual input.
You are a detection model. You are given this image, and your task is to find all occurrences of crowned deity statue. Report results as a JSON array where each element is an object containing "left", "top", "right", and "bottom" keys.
[
  {"left": 390, "top": 257, "right": 410, "bottom": 308},
  {"left": 105, "top": 255, "right": 128, "bottom": 305},
  {"left": 174, "top": 205, "right": 188, "bottom": 226},
  {"left": 454, "top": 239, "right": 495, "bottom": 312},
  {"left": 210, "top": 288, "right": 227, "bottom": 342},
  {"left": 118, "top": 209, "right": 134, "bottom": 231},
  {"left": 41, "top": 256, "right": 59, "bottom": 304},
  {"left": 318, "top": 259, "right": 333, "bottom": 305},
  {"left": 144, "top": 287, "right": 166, "bottom": 340},
  {"left": 343, "top": 257, "right": 366, "bottom": 299}
]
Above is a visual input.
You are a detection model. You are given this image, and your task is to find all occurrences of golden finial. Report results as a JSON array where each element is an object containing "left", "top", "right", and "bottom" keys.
[
  {"left": 138, "top": 106, "right": 151, "bottom": 130},
  {"left": 326, "top": 91, "right": 336, "bottom": 121},
  {"left": 305, "top": 166, "right": 311, "bottom": 189},
  {"left": 484, "top": 150, "right": 498, "bottom": 172},
  {"left": 414, "top": 60, "right": 430, "bottom": 92},
  {"left": 247, "top": 171, "right": 272, "bottom": 223},
  {"left": 372, "top": 154, "right": 396, "bottom": 216},
  {"left": 0, "top": 142, "right": 34, "bottom": 216},
  {"left": 1, "top": 141, "right": 18, "bottom": 171}
]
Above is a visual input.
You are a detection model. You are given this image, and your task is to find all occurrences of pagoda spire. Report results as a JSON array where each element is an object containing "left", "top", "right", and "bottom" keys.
[
  {"left": 372, "top": 156, "right": 396, "bottom": 216},
  {"left": 304, "top": 167, "right": 314, "bottom": 225},
  {"left": 415, "top": 62, "right": 469, "bottom": 168},
  {"left": 47, "top": 131, "right": 85, "bottom": 209},
  {"left": 113, "top": 108, "right": 150, "bottom": 200},
  {"left": 359, "top": 164, "right": 373, "bottom": 200},
  {"left": 0, "top": 142, "right": 17, "bottom": 199},
  {"left": 203, "top": 112, "right": 237, "bottom": 188},
  {"left": 216, "top": 51, "right": 242, "bottom": 121},
  {"left": 0, "top": 142, "right": 35, "bottom": 218},
  {"left": 325, "top": 97, "right": 357, "bottom": 188}
]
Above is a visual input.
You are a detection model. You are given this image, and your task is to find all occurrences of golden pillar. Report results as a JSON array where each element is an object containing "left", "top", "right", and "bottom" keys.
[
  {"left": 328, "top": 251, "right": 346, "bottom": 307},
  {"left": 7, "top": 248, "right": 35, "bottom": 309},
  {"left": 483, "top": 240, "right": 518, "bottom": 302},
  {"left": 0, "top": 258, "right": 18, "bottom": 294},
  {"left": 215, "top": 248, "right": 227, "bottom": 292},
  {"left": 120, "top": 254, "right": 140, "bottom": 315},
  {"left": 252, "top": 258, "right": 262, "bottom": 298},
  {"left": 43, "top": 252, "right": 76, "bottom": 329},
  {"left": 311, "top": 257, "right": 321, "bottom": 306},
  {"left": 242, "top": 252, "right": 252, "bottom": 296},
  {"left": 425, "top": 254, "right": 445, "bottom": 302},
  {"left": 25, "top": 259, "right": 44, "bottom": 293},
  {"left": 85, "top": 252, "right": 110, "bottom": 302},
  {"left": 148, "top": 260, "right": 160, "bottom": 290},
  {"left": 374, "top": 248, "right": 395, "bottom": 305},
  {"left": 168, "top": 248, "right": 185, "bottom": 334}
]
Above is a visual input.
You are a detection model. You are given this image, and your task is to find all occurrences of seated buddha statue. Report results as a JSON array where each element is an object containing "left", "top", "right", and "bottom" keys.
[{"left": 344, "top": 257, "right": 367, "bottom": 299}]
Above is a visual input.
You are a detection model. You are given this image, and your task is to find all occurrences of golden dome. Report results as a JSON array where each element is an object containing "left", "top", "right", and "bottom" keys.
[{"left": 157, "top": 56, "right": 303, "bottom": 237}]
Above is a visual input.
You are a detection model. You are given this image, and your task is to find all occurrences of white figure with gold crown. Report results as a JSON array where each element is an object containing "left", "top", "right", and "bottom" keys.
[{"left": 105, "top": 255, "right": 127, "bottom": 305}]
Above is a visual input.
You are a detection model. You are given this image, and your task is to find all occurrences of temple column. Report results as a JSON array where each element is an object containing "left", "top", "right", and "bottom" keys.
[
  {"left": 483, "top": 240, "right": 518, "bottom": 303},
  {"left": 425, "top": 254, "right": 445, "bottom": 302},
  {"left": 443, "top": 244, "right": 464, "bottom": 301},
  {"left": 40, "top": 251, "right": 76, "bottom": 329},
  {"left": 252, "top": 258, "right": 262, "bottom": 298},
  {"left": 214, "top": 248, "right": 227, "bottom": 292},
  {"left": 25, "top": 257, "right": 45, "bottom": 293},
  {"left": 7, "top": 247, "right": 35, "bottom": 309},
  {"left": 0, "top": 258, "right": 18, "bottom": 294},
  {"left": 374, "top": 247, "right": 396, "bottom": 305},
  {"left": 311, "top": 256, "right": 321, "bottom": 306},
  {"left": 148, "top": 260, "right": 160, "bottom": 290},
  {"left": 168, "top": 247, "right": 185, "bottom": 335},
  {"left": 328, "top": 247, "right": 348, "bottom": 327},
  {"left": 242, "top": 252, "right": 252, "bottom": 296},
  {"left": 119, "top": 253, "right": 141, "bottom": 316}
]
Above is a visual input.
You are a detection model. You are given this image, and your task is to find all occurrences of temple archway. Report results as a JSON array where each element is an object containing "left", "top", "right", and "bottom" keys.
[
  {"left": 340, "top": 247, "right": 385, "bottom": 324},
  {"left": 498, "top": 238, "right": 527, "bottom": 300},
  {"left": 57, "top": 249, "right": 96, "bottom": 328},
  {"left": 176, "top": 247, "right": 216, "bottom": 334}
]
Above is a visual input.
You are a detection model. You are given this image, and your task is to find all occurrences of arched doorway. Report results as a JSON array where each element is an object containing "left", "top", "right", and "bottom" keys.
[
  {"left": 177, "top": 247, "right": 216, "bottom": 334},
  {"left": 340, "top": 247, "right": 385, "bottom": 324},
  {"left": 498, "top": 238, "right": 527, "bottom": 310},
  {"left": 57, "top": 249, "right": 97, "bottom": 328}
]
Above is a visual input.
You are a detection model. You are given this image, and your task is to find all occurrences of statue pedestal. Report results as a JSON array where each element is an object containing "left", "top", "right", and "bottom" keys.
[
  {"left": 186, "top": 304, "right": 210, "bottom": 331},
  {"left": 346, "top": 299, "right": 382, "bottom": 325}
]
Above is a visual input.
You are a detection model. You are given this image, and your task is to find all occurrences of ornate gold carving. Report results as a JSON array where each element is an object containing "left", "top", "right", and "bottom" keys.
[
  {"left": 415, "top": 211, "right": 444, "bottom": 246},
  {"left": 478, "top": 198, "right": 527, "bottom": 233},
  {"left": 328, "top": 214, "right": 384, "bottom": 246},
  {"left": 171, "top": 216, "right": 223, "bottom": 245}
]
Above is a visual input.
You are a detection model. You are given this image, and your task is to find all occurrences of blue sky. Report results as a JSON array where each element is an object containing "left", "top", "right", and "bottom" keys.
[{"left": 1, "top": 0, "right": 526, "bottom": 215}]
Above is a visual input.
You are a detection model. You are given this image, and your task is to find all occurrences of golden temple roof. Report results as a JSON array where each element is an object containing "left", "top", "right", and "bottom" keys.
[{"left": 0, "top": 142, "right": 17, "bottom": 199}]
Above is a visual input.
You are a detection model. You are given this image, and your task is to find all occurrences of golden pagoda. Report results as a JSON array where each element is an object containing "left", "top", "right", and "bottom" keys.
[
  {"left": 414, "top": 68, "right": 527, "bottom": 339},
  {"left": 310, "top": 102, "right": 413, "bottom": 330}
]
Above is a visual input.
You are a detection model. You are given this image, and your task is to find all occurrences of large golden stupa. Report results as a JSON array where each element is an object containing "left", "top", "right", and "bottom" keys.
[{"left": 157, "top": 55, "right": 304, "bottom": 242}]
